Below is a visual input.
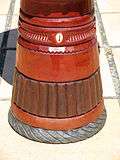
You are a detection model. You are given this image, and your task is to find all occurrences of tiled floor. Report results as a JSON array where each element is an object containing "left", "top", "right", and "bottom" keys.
[
  {"left": 0, "top": 0, "right": 120, "bottom": 160},
  {"left": 101, "top": 13, "right": 120, "bottom": 46}
]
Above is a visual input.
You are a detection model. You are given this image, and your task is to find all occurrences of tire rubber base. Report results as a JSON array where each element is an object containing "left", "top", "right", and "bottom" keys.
[{"left": 8, "top": 109, "right": 106, "bottom": 144}]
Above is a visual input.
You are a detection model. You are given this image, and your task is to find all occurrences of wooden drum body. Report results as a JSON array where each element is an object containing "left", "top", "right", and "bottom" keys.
[{"left": 8, "top": 0, "right": 106, "bottom": 143}]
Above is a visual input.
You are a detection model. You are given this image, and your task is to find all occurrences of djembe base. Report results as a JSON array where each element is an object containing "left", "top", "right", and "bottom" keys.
[
  {"left": 8, "top": 108, "right": 106, "bottom": 144},
  {"left": 8, "top": 0, "right": 106, "bottom": 143}
]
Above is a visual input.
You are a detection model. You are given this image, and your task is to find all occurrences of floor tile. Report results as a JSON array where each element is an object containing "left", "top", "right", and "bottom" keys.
[
  {"left": 2, "top": 50, "right": 16, "bottom": 85},
  {"left": 97, "top": 0, "right": 120, "bottom": 13},
  {"left": 0, "top": 1, "right": 119, "bottom": 159},
  {"left": 0, "top": 15, "right": 18, "bottom": 49},
  {"left": 0, "top": 16, "right": 7, "bottom": 33},
  {"left": 11, "top": 15, "right": 19, "bottom": 30},
  {"left": 112, "top": 48, "right": 120, "bottom": 78},
  {"left": 7, "top": 29, "right": 18, "bottom": 48},
  {"left": 0, "top": 15, "right": 19, "bottom": 34},
  {"left": 0, "top": 0, "right": 10, "bottom": 14},
  {"left": 13, "top": 0, "right": 20, "bottom": 16},
  {"left": 0, "top": 32, "right": 4, "bottom": 46},
  {"left": 96, "top": 19, "right": 103, "bottom": 47},
  {"left": 101, "top": 14, "right": 120, "bottom": 46},
  {"left": 0, "top": 99, "right": 120, "bottom": 160},
  {"left": 0, "top": 78, "right": 12, "bottom": 100},
  {"left": 0, "top": 16, "right": 7, "bottom": 48},
  {"left": 100, "top": 49, "right": 116, "bottom": 97}
]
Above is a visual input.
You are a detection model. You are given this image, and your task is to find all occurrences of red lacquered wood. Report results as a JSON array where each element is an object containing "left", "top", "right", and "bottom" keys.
[
  {"left": 16, "top": 41, "right": 99, "bottom": 82},
  {"left": 20, "top": 0, "right": 94, "bottom": 18},
  {"left": 9, "top": 0, "right": 105, "bottom": 139},
  {"left": 20, "top": 12, "right": 94, "bottom": 28},
  {"left": 11, "top": 99, "right": 104, "bottom": 130},
  {"left": 19, "top": 20, "right": 96, "bottom": 46}
]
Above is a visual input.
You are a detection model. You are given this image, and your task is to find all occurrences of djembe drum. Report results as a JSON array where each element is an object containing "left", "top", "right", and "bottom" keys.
[{"left": 8, "top": 0, "right": 106, "bottom": 144}]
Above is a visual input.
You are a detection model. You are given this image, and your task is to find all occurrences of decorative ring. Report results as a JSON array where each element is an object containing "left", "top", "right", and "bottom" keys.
[{"left": 11, "top": 99, "right": 104, "bottom": 131}]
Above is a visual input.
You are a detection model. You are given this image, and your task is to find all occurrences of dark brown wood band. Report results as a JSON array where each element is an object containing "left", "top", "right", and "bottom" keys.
[
  {"left": 11, "top": 99, "right": 104, "bottom": 130},
  {"left": 12, "top": 68, "right": 103, "bottom": 118}
]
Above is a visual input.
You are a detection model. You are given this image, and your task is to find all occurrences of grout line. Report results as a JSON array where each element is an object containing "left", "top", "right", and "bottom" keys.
[
  {"left": 104, "top": 96, "right": 120, "bottom": 100},
  {"left": 0, "top": 0, "right": 16, "bottom": 76},
  {"left": 109, "top": 46, "right": 120, "bottom": 48},
  {"left": 4, "top": 0, "right": 16, "bottom": 31},
  {"left": 100, "top": 12, "right": 120, "bottom": 14},
  {"left": 95, "top": 0, "right": 120, "bottom": 105},
  {"left": 0, "top": 14, "right": 18, "bottom": 16},
  {"left": 0, "top": 98, "right": 11, "bottom": 101},
  {"left": 0, "top": 48, "right": 16, "bottom": 51}
]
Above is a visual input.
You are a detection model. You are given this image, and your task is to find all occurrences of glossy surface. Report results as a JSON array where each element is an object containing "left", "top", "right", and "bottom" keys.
[
  {"left": 20, "top": 0, "right": 94, "bottom": 18},
  {"left": 20, "top": 11, "right": 94, "bottom": 28},
  {"left": 0, "top": 0, "right": 119, "bottom": 156},
  {"left": 16, "top": 42, "right": 99, "bottom": 82},
  {"left": 11, "top": 100, "right": 104, "bottom": 130},
  {"left": 10, "top": 0, "right": 104, "bottom": 134},
  {"left": 19, "top": 19, "right": 96, "bottom": 46}
]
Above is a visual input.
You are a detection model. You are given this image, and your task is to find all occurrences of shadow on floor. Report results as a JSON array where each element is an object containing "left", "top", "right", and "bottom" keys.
[{"left": 0, "top": 29, "right": 18, "bottom": 85}]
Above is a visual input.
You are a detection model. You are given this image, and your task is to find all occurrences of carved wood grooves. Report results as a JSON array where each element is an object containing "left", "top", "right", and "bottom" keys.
[
  {"left": 12, "top": 68, "right": 103, "bottom": 118},
  {"left": 18, "top": 37, "right": 98, "bottom": 54},
  {"left": 19, "top": 0, "right": 95, "bottom": 48},
  {"left": 19, "top": 11, "right": 94, "bottom": 28},
  {"left": 18, "top": 21, "right": 96, "bottom": 46}
]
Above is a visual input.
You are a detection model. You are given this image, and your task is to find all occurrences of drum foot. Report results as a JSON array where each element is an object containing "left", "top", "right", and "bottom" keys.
[{"left": 8, "top": 109, "right": 107, "bottom": 144}]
